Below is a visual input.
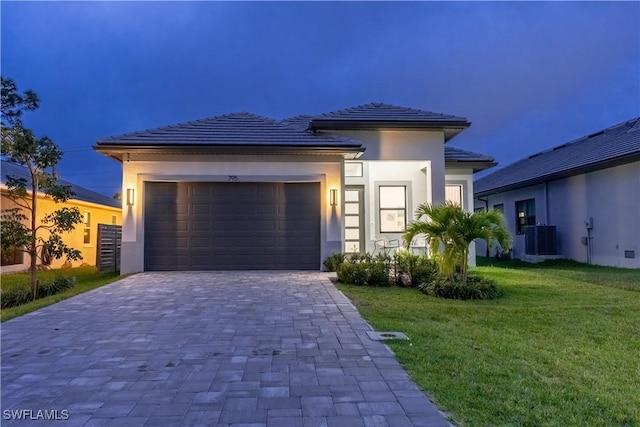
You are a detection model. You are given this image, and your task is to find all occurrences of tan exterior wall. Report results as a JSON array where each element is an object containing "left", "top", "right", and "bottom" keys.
[{"left": 1, "top": 191, "right": 121, "bottom": 273}]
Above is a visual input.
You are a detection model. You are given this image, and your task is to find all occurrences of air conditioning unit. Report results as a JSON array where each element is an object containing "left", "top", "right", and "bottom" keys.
[{"left": 525, "top": 226, "right": 557, "bottom": 255}]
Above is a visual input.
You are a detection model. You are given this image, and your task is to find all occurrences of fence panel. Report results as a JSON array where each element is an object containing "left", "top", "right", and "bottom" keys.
[{"left": 97, "top": 224, "right": 122, "bottom": 273}]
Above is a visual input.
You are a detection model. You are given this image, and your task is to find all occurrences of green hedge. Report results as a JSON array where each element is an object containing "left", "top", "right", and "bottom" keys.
[
  {"left": 326, "top": 251, "right": 503, "bottom": 300},
  {"left": 1, "top": 275, "right": 76, "bottom": 308},
  {"left": 419, "top": 274, "right": 503, "bottom": 300}
]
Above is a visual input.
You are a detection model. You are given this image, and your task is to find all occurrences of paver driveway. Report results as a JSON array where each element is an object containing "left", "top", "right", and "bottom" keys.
[{"left": 1, "top": 272, "right": 451, "bottom": 427}]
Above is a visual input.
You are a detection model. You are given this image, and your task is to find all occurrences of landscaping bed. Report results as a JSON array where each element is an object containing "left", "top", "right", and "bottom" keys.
[{"left": 1, "top": 266, "right": 121, "bottom": 322}]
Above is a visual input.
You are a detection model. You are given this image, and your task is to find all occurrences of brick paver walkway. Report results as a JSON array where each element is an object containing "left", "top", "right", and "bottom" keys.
[{"left": 1, "top": 272, "right": 451, "bottom": 426}]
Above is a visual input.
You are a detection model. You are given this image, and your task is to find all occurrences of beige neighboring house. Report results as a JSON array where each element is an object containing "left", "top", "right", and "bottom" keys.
[
  {"left": 1, "top": 160, "right": 122, "bottom": 273},
  {"left": 474, "top": 117, "right": 640, "bottom": 268},
  {"left": 95, "top": 103, "right": 496, "bottom": 274}
]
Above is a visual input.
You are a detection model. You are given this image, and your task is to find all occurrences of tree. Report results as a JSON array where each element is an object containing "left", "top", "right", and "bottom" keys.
[
  {"left": 404, "top": 202, "right": 512, "bottom": 284},
  {"left": 1, "top": 77, "right": 82, "bottom": 299}
]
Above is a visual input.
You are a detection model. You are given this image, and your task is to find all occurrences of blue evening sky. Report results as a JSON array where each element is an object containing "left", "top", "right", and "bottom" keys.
[{"left": 1, "top": 1, "right": 638, "bottom": 198}]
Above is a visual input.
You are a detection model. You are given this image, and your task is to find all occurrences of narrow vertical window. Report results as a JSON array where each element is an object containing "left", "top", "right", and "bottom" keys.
[
  {"left": 515, "top": 199, "right": 535, "bottom": 234},
  {"left": 445, "top": 185, "right": 463, "bottom": 207},
  {"left": 83, "top": 211, "right": 92, "bottom": 244},
  {"left": 379, "top": 186, "right": 406, "bottom": 233}
]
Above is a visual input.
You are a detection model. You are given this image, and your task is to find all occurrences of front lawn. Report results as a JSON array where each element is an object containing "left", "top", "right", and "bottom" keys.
[
  {"left": 337, "top": 259, "right": 640, "bottom": 427},
  {"left": 1, "top": 267, "right": 122, "bottom": 322}
]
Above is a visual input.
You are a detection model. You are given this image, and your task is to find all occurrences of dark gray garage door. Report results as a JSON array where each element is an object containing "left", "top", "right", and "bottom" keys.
[{"left": 144, "top": 182, "right": 321, "bottom": 270}]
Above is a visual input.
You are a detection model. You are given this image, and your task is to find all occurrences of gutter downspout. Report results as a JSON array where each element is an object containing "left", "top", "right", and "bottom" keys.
[{"left": 476, "top": 196, "right": 490, "bottom": 257}]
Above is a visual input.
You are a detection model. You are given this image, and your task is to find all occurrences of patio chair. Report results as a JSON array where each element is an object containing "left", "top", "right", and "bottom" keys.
[
  {"left": 409, "top": 234, "right": 428, "bottom": 255},
  {"left": 373, "top": 236, "right": 400, "bottom": 255}
]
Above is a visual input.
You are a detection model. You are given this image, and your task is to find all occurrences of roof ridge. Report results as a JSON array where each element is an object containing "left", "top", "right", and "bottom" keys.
[{"left": 314, "top": 101, "right": 467, "bottom": 122}]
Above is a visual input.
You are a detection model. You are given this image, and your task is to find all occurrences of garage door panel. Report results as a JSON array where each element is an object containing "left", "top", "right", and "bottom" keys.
[
  {"left": 190, "top": 185, "right": 211, "bottom": 197},
  {"left": 191, "top": 204, "right": 210, "bottom": 215},
  {"left": 145, "top": 182, "right": 320, "bottom": 270}
]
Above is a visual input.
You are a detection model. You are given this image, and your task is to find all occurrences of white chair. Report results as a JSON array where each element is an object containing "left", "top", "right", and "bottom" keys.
[
  {"left": 373, "top": 236, "right": 400, "bottom": 255},
  {"left": 409, "top": 234, "right": 428, "bottom": 255}
]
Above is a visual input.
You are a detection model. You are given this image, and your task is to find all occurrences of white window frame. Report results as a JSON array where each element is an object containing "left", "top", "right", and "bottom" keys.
[
  {"left": 376, "top": 183, "right": 410, "bottom": 234},
  {"left": 83, "top": 211, "right": 92, "bottom": 245}
]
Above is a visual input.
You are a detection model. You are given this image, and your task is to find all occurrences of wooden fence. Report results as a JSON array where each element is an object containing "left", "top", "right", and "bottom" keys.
[{"left": 96, "top": 224, "right": 122, "bottom": 273}]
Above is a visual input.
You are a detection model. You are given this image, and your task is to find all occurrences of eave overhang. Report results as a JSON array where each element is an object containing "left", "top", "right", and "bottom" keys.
[
  {"left": 93, "top": 144, "right": 365, "bottom": 162},
  {"left": 308, "top": 119, "right": 471, "bottom": 142},
  {"left": 475, "top": 152, "right": 640, "bottom": 197},
  {"left": 446, "top": 160, "right": 497, "bottom": 173}
]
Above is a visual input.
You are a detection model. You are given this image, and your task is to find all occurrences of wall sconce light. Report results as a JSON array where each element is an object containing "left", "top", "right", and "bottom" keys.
[
  {"left": 330, "top": 189, "right": 338, "bottom": 207},
  {"left": 126, "top": 188, "right": 135, "bottom": 206}
]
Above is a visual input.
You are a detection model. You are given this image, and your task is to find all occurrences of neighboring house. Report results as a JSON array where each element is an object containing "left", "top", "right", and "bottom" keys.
[
  {"left": 1, "top": 160, "right": 122, "bottom": 273},
  {"left": 94, "top": 102, "right": 495, "bottom": 274},
  {"left": 474, "top": 117, "right": 640, "bottom": 268}
]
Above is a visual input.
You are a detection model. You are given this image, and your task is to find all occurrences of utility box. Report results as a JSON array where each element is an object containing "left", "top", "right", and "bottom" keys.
[{"left": 525, "top": 225, "right": 557, "bottom": 255}]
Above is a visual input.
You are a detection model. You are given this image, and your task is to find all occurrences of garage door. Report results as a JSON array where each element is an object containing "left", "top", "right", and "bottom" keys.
[{"left": 144, "top": 182, "right": 321, "bottom": 270}]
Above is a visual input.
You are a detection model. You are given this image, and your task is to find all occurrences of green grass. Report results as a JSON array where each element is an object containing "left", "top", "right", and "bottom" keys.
[
  {"left": 337, "top": 259, "right": 640, "bottom": 427},
  {"left": 1, "top": 267, "right": 122, "bottom": 322}
]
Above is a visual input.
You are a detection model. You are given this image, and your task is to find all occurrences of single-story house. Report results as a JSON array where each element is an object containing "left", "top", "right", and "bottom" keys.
[
  {"left": 1, "top": 160, "right": 122, "bottom": 273},
  {"left": 94, "top": 102, "right": 496, "bottom": 274},
  {"left": 474, "top": 117, "right": 640, "bottom": 268}
]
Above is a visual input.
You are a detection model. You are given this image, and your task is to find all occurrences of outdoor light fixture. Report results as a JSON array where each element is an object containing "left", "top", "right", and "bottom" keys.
[
  {"left": 126, "top": 188, "right": 135, "bottom": 206},
  {"left": 330, "top": 189, "right": 338, "bottom": 206}
]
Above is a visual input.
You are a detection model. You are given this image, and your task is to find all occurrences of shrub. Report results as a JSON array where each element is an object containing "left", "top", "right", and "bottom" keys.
[
  {"left": 38, "top": 275, "right": 76, "bottom": 297},
  {"left": 419, "top": 274, "right": 503, "bottom": 300},
  {"left": 394, "top": 251, "right": 439, "bottom": 288},
  {"left": 1, "top": 274, "right": 76, "bottom": 308},
  {"left": 323, "top": 252, "right": 346, "bottom": 272},
  {"left": 336, "top": 253, "right": 392, "bottom": 287},
  {"left": 1, "top": 283, "right": 33, "bottom": 309}
]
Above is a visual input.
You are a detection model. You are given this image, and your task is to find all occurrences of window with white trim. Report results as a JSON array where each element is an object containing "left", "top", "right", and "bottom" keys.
[
  {"left": 83, "top": 211, "right": 91, "bottom": 244},
  {"left": 445, "top": 185, "right": 463, "bottom": 207},
  {"left": 379, "top": 186, "right": 406, "bottom": 233}
]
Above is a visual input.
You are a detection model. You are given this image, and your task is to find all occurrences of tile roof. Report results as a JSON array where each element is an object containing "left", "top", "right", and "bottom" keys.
[
  {"left": 312, "top": 102, "right": 469, "bottom": 123},
  {"left": 475, "top": 117, "right": 640, "bottom": 195},
  {"left": 307, "top": 102, "right": 470, "bottom": 140},
  {"left": 279, "top": 115, "right": 315, "bottom": 130},
  {"left": 96, "top": 112, "right": 362, "bottom": 149},
  {"left": 1, "top": 160, "right": 121, "bottom": 209},
  {"left": 445, "top": 147, "right": 496, "bottom": 172}
]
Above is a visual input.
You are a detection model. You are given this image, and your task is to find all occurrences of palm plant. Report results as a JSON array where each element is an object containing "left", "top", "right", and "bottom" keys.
[{"left": 404, "top": 202, "right": 512, "bottom": 284}]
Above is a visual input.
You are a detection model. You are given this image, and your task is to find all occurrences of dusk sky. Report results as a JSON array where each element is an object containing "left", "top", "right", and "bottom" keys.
[{"left": 1, "top": 1, "right": 638, "bottom": 198}]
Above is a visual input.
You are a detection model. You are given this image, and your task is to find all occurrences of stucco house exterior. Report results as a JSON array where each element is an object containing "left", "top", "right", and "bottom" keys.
[
  {"left": 94, "top": 103, "right": 495, "bottom": 274},
  {"left": 1, "top": 160, "right": 122, "bottom": 273},
  {"left": 474, "top": 117, "right": 640, "bottom": 268}
]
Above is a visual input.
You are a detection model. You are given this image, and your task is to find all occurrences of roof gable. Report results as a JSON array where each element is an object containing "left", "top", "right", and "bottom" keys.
[
  {"left": 1, "top": 160, "right": 121, "bottom": 208},
  {"left": 475, "top": 117, "right": 640, "bottom": 195}
]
